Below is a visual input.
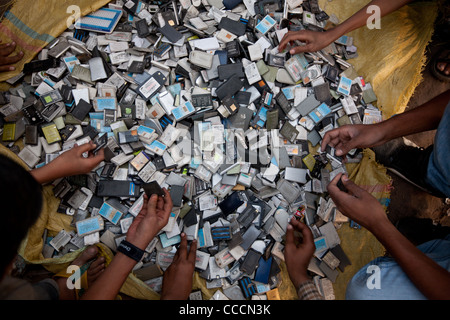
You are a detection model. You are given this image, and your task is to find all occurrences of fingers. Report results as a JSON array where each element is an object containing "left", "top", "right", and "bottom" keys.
[
  {"left": 92, "top": 147, "right": 105, "bottom": 161},
  {"left": 89, "top": 256, "right": 105, "bottom": 273},
  {"left": 0, "top": 65, "right": 16, "bottom": 72},
  {"left": 175, "top": 233, "right": 197, "bottom": 264},
  {"left": 334, "top": 141, "right": 354, "bottom": 157},
  {"left": 77, "top": 142, "right": 104, "bottom": 169},
  {"left": 321, "top": 129, "right": 340, "bottom": 152},
  {"left": 157, "top": 196, "right": 164, "bottom": 211},
  {"left": 146, "top": 194, "right": 158, "bottom": 214},
  {"left": 141, "top": 194, "right": 148, "bottom": 213},
  {"left": 290, "top": 218, "right": 314, "bottom": 246},
  {"left": 289, "top": 44, "right": 313, "bottom": 54},
  {"left": 0, "top": 51, "right": 24, "bottom": 66},
  {"left": 321, "top": 126, "right": 358, "bottom": 157},
  {"left": 286, "top": 218, "right": 314, "bottom": 250},
  {"left": 187, "top": 238, "right": 197, "bottom": 264},
  {"left": 162, "top": 188, "right": 173, "bottom": 214},
  {"left": 76, "top": 141, "right": 96, "bottom": 154},
  {"left": 0, "top": 42, "right": 17, "bottom": 56},
  {"left": 339, "top": 175, "right": 365, "bottom": 198},
  {"left": 285, "top": 223, "right": 296, "bottom": 249},
  {"left": 175, "top": 233, "right": 188, "bottom": 260},
  {"left": 327, "top": 174, "right": 366, "bottom": 210},
  {"left": 278, "top": 31, "right": 311, "bottom": 53}
]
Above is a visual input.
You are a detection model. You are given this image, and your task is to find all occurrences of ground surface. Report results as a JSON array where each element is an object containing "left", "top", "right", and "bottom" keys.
[{"left": 386, "top": 30, "right": 450, "bottom": 228}]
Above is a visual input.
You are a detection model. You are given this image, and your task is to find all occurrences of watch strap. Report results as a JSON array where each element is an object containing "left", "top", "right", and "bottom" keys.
[{"left": 117, "top": 240, "right": 145, "bottom": 262}]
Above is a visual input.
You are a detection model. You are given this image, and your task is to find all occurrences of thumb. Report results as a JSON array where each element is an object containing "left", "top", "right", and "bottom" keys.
[
  {"left": 188, "top": 238, "right": 197, "bottom": 264},
  {"left": 289, "top": 44, "right": 310, "bottom": 54},
  {"left": 285, "top": 223, "right": 296, "bottom": 249},
  {"left": 146, "top": 194, "right": 158, "bottom": 214},
  {"left": 341, "top": 176, "right": 365, "bottom": 198},
  {"left": 335, "top": 141, "right": 357, "bottom": 156},
  {"left": 75, "top": 142, "right": 96, "bottom": 154}
]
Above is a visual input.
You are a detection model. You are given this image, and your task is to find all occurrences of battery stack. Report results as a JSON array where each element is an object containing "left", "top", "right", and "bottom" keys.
[{"left": 0, "top": 0, "right": 381, "bottom": 301}]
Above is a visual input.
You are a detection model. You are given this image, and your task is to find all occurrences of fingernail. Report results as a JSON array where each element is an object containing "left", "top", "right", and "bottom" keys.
[
  {"left": 181, "top": 232, "right": 185, "bottom": 237},
  {"left": 342, "top": 175, "right": 349, "bottom": 182},
  {"left": 290, "top": 49, "right": 295, "bottom": 54},
  {"left": 287, "top": 224, "right": 293, "bottom": 230},
  {"left": 336, "top": 149, "right": 343, "bottom": 156},
  {"left": 9, "top": 66, "right": 15, "bottom": 71}
]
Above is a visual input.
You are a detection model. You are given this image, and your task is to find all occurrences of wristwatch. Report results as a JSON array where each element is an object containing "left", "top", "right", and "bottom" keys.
[{"left": 117, "top": 240, "right": 145, "bottom": 262}]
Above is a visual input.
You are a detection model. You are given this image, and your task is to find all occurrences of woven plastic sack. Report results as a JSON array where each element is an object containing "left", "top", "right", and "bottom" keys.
[
  {"left": 319, "top": 0, "right": 438, "bottom": 119},
  {"left": 1, "top": 143, "right": 160, "bottom": 300},
  {"left": 332, "top": 150, "right": 392, "bottom": 300},
  {"left": 0, "top": 0, "right": 112, "bottom": 83}
]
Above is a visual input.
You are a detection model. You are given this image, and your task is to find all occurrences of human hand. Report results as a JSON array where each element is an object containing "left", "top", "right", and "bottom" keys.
[
  {"left": 53, "top": 141, "right": 105, "bottom": 177},
  {"left": 126, "top": 190, "right": 173, "bottom": 250},
  {"left": 327, "top": 173, "right": 389, "bottom": 231},
  {"left": 160, "top": 233, "right": 197, "bottom": 300},
  {"left": 284, "top": 218, "right": 316, "bottom": 290},
  {"left": 321, "top": 123, "right": 386, "bottom": 159},
  {"left": 278, "top": 30, "right": 336, "bottom": 54},
  {"left": 0, "top": 41, "right": 24, "bottom": 72}
]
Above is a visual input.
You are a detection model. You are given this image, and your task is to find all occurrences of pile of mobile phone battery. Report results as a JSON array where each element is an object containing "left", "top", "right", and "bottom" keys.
[{"left": 0, "top": 0, "right": 382, "bottom": 301}]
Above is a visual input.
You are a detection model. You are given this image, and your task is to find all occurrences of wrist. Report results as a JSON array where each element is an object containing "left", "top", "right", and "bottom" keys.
[
  {"left": 368, "top": 216, "right": 393, "bottom": 237},
  {"left": 373, "top": 121, "right": 392, "bottom": 145},
  {"left": 326, "top": 25, "right": 345, "bottom": 42},
  {"left": 117, "top": 240, "right": 146, "bottom": 262},
  {"left": 125, "top": 234, "right": 155, "bottom": 252},
  {"left": 292, "top": 272, "right": 311, "bottom": 291}
]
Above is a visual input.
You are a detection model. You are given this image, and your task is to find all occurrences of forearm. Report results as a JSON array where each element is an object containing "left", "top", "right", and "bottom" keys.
[
  {"left": 80, "top": 235, "right": 157, "bottom": 300},
  {"left": 377, "top": 90, "right": 450, "bottom": 142},
  {"left": 30, "top": 159, "right": 66, "bottom": 184},
  {"left": 328, "top": 0, "right": 413, "bottom": 40},
  {"left": 81, "top": 252, "right": 137, "bottom": 300},
  {"left": 372, "top": 222, "right": 450, "bottom": 300}
]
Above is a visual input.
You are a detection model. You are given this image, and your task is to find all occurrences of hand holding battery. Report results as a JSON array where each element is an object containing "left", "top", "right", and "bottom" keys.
[
  {"left": 321, "top": 123, "right": 386, "bottom": 159},
  {"left": 30, "top": 141, "right": 105, "bottom": 184},
  {"left": 278, "top": 30, "right": 335, "bottom": 55},
  {"left": 161, "top": 233, "right": 197, "bottom": 300},
  {"left": 54, "top": 141, "right": 105, "bottom": 176},
  {"left": 126, "top": 190, "right": 173, "bottom": 251},
  {"left": 327, "top": 173, "right": 389, "bottom": 231},
  {"left": 284, "top": 218, "right": 316, "bottom": 291},
  {"left": 0, "top": 41, "right": 24, "bottom": 72}
]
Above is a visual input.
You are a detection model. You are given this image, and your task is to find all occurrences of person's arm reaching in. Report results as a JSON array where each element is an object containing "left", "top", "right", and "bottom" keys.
[
  {"left": 0, "top": 41, "right": 24, "bottom": 72},
  {"left": 328, "top": 173, "right": 450, "bottom": 300},
  {"left": 279, "top": 0, "right": 413, "bottom": 54},
  {"left": 30, "top": 142, "right": 105, "bottom": 184},
  {"left": 321, "top": 89, "right": 450, "bottom": 158},
  {"left": 285, "top": 218, "right": 324, "bottom": 300},
  {"left": 81, "top": 190, "right": 173, "bottom": 300},
  {"left": 160, "top": 233, "right": 197, "bottom": 300}
]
